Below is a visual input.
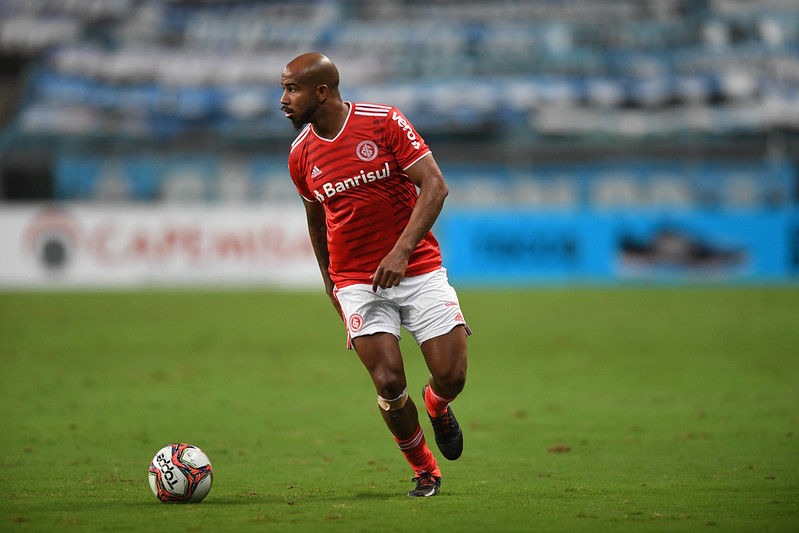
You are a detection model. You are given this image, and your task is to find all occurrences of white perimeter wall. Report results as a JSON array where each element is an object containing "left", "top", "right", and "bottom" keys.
[{"left": 0, "top": 205, "right": 321, "bottom": 288}]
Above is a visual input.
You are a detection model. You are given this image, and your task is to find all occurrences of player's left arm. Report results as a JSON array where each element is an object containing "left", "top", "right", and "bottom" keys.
[{"left": 370, "top": 153, "right": 448, "bottom": 291}]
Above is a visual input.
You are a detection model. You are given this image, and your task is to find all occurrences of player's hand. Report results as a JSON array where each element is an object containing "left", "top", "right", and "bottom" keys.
[{"left": 370, "top": 250, "right": 409, "bottom": 292}]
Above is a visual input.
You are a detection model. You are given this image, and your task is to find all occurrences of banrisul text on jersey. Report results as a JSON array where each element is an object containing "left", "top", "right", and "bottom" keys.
[{"left": 313, "top": 162, "right": 390, "bottom": 203}]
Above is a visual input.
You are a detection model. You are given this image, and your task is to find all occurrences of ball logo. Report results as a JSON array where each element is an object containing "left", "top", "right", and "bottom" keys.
[
  {"left": 349, "top": 313, "right": 364, "bottom": 333},
  {"left": 356, "top": 141, "right": 378, "bottom": 162},
  {"left": 155, "top": 453, "right": 180, "bottom": 491}
]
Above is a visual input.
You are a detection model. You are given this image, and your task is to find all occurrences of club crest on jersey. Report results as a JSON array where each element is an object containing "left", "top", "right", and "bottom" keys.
[
  {"left": 312, "top": 162, "right": 391, "bottom": 203},
  {"left": 356, "top": 140, "right": 378, "bottom": 161}
]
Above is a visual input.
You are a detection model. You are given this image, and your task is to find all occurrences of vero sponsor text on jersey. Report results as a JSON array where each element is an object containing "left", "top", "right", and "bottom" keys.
[
  {"left": 392, "top": 111, "right": 421, "bottom": 149},
  {"left": 313, "top": 162, "right": 391, "bottom": 202}
]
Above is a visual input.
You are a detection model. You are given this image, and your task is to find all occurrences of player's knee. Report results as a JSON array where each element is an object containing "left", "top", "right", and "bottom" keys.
[
  {"left": 371, "top": 366, "right": 408, "bottom": 408},
  {"left": 448, "top": 373, "right": 467, "bottom": 396},
  {"left": 371, "top": 366, "right": 406, "bottom": 395},
  {"left": 435, "top": 365, "right": 467, "bottom": 397}
]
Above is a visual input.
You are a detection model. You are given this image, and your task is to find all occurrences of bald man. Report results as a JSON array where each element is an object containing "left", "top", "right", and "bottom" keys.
[{"left": 281, "top": 53, "right": 471, "bottom": 497}]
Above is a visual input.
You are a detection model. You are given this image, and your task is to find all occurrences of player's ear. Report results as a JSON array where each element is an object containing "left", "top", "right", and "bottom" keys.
[{"left": 316, "top": 84, "right": 329, "bottom": 103}]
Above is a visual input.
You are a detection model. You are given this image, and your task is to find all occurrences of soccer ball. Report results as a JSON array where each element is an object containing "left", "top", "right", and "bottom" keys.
[{"left": 148, "top": 443, "right": 213, "bottom": 503}]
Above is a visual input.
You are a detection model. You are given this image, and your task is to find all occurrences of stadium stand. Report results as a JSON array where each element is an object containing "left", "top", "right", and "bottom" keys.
[{"left": 0, "top": 0, "right": 797, "bottom": 203}]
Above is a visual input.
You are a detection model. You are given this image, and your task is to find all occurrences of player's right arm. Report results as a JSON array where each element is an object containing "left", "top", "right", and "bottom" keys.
[
  {"left": 289, "top": 138, "right": 343, "bottom": 320},
  {"left": 302, "top": 198, "right": 343, "bottom": 321}
]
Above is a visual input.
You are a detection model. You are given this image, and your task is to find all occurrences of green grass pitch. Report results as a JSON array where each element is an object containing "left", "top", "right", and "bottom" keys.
[{"left": 1, "top": 287, "right": 797, "bottom": 532}]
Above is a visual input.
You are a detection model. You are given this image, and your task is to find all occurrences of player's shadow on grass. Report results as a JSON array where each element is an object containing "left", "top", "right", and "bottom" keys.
[
  {"left": 200, "top": 495, "right": 290, "bottom": 505},
  {"left": 351, "top": 492, "right": 396, "bottom": 501},
  {"left": 196, "top": 491, "right": 396, "bottom": 505},
  {"left": 221, "top": 492, "right": 398, "bottom": 504}
]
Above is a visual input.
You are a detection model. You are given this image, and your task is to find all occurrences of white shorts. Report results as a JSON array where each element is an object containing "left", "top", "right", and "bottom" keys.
[{"left": 334, "top": 267, "right": 471, "bottom": 349}]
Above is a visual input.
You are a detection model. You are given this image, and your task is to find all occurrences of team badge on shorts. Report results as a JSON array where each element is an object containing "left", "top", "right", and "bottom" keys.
[
  {"left": 356, "top": 140, "right": 378, "bottom": 161},
  {"left": 349, "top": 313, "right": 364, "bottom": 333}
]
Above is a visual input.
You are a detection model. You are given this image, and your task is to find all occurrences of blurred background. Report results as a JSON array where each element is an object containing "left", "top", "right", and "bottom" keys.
[{"left": 1, "top": 0, "right": 797, "bottom": 288}]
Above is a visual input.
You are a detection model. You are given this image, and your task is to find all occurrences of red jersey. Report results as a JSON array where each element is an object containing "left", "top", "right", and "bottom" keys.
[{"left": 288, "top": 102, "right": 442, "bottom": 288}]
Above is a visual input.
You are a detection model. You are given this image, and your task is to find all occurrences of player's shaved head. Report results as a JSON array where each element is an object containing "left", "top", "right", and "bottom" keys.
[
  {"left": 281, "top": 53, "right": 348, "bottom": 136},
  {"left": 284, "top": 53, "right": 339, "bottom": 90}
]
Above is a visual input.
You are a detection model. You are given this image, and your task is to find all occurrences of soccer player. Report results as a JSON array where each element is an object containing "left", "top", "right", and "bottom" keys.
[{"left": 281, "top": 53, "right": 471, "bottom": 497}]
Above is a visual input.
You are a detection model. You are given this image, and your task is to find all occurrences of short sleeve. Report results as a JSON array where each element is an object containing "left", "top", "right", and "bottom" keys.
[
  {"left": 288, "top": 155, "right": 314, "bottom": 203},
  {"left": 383, "top": 107, "right": 431, "bottom": 171}
]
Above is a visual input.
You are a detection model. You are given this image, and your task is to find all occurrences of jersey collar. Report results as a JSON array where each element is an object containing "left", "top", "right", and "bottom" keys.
[{"left": 311, "top": 102, "right": 352, "bottom": 143}]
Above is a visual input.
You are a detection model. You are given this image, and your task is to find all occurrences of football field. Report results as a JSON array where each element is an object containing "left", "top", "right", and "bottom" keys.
[{"left": 1, "top": 287, "right": 797, "bottom": 532}]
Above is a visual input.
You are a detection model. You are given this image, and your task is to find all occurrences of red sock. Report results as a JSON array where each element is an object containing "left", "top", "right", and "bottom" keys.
[
  {"left": 395, "top": 425, "right": 441, "bottom": 478},
  {"left": 424, "top": 385, "right": 454, "bottom": 418}
]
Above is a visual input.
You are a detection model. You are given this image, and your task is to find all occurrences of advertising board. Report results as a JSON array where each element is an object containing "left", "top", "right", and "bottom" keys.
[
  {"left": 0, "top": 205, "right": 317, "bottom": 288},
  {"left": 439, "top": 209, "right": 793, "bottom": 286}
]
